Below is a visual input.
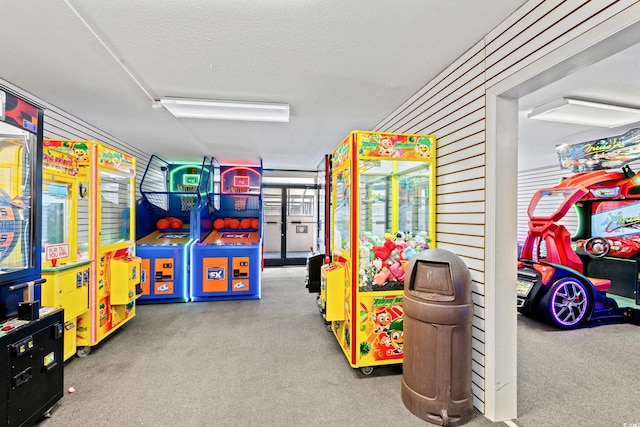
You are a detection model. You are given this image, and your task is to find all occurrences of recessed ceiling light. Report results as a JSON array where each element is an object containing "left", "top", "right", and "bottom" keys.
[
  {"left": 159, "top": 97, "right": 290, "bottom": 123},
  {"left": 528, "top": 98, "right": 640, "bottom": 128}
]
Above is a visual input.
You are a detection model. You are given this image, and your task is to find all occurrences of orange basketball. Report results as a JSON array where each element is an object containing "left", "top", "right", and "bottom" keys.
[
  {"left": 228, "top": 219, "right": 240, "bottom": 229},
  {"left": 213, "top": 219, "right": 225, "bottom": 230},
  {"left": 157, "top": 219, "right": 169, "bottom": 229},
  {"left": 224, "top": 218, "right": 232, "bottom": 227},
  {"left": 250, "top": 218, "right": 259, "bottom": 229},
  {"left": 170, "top": 219, "right": 183, "bottom": 229},
  {"left": 240, "top": 219, "right": 251, "bottom": 229}
]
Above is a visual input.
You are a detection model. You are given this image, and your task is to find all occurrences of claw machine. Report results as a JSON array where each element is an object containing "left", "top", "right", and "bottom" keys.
[
  {"left": 191, "top": 159, "right": 263, "bottom": 301},
  {"left": 0, "top": 88, "right": 64, "bottom": 425},
  {"left": 44, "top": 139, "right": 140, "bottom": 357},
  {"left": 321, "top": 130, "right": 436, "bottom": 374},
  {"left": 40, "top": 143, "right": 92, "bottom": 360},
  {"left": 136, "top": 155, "right": 211, "bottom": 303}
]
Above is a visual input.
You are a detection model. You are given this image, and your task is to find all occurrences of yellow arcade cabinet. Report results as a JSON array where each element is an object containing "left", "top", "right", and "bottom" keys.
[
  {"left": 44, "top": 139, "right": 141, "bottom": 357},
  {"left": 322, "top": 130, "right": 436, "bottom": 375},
  {"left": 40, "top": 145, "right": 92, "bottom": 360}
]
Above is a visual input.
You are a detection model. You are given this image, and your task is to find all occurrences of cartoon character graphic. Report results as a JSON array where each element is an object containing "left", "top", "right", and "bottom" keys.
[
  {"left": 71, "top": 142, "right": 89, "bottom": 162},
  {"left": 372, "top": 308, "right": 392, "bottom": 333},
  {"left": 386, "top": 318, "right": 404, "bottom": 355},
  {"left": 377, "top": 137, "right": 400, "bottom": 158},
  {"left": 416, "top": 142, "right": 431, "bottom": 159}
]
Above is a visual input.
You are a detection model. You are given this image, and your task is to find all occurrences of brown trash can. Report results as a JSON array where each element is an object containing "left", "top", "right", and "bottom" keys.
[{"left": 401, "top": 248, "right": 473, "bottom": 426}]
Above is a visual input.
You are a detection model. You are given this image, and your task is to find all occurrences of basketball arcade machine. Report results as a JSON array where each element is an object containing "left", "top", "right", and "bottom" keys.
[
  {"left": 322, "top": 131, "right": 436, "bottom": 374},
  {"left": 0, "top": 89, "right": 64, "bottom": 425},
  {"left": 136, "top": 155, "right": 211, "bottom": 303},
  {"left": 44, "top": 139, "right": 140, "bottom": 356},
  {"left": 40, "top": 144, "right": 91, "bottom": 361},
  {"left": 191, "top": 159, "right": 263, "bottom": 301}
]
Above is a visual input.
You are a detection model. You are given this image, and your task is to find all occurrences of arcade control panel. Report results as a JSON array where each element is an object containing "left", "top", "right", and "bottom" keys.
[{"left": 0, "top": 307, "right": 64, "bottom": 426}]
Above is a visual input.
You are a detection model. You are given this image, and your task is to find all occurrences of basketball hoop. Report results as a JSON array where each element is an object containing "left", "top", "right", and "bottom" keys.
[
  {"left": 232, "top": 185, "right": 249, "bottom": 210},
  {"left": 177, "top": 184, "right": 198, "bottom": 211}
]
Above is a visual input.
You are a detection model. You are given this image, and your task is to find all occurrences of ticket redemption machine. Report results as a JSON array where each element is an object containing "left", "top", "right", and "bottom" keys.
[
  {"left": 136, "top": 155, "right": 211, "bottom": 303},
  {"left": 44, "top": 139, "right": 140, "bottom": 357},
  {"left": 0, "top": 89, "right": 64, "bottom": 426},
  {"left": 322, "top": 131, "right": 436, "bottom": 374},
  {"left": 40, "top": 145, "right": 92, "bottom": 361},
  {"left": 191, "top": 159, "right": 263, "bottom": 301}
]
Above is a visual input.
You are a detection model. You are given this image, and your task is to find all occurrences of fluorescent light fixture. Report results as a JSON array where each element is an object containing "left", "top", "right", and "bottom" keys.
[
  {"left": 159, "top": 97, "right": 289, "bottom": 122},
  {"left": 528, "top": 98, "right": 640, "bottom": 128}
]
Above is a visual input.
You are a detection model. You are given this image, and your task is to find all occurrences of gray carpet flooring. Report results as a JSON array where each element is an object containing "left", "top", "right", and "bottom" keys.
[{"left": 36, "top": 267, "right": 640, "bottom": 426}]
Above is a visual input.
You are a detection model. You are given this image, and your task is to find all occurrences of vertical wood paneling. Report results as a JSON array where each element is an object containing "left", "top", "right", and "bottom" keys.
[
  {"left": 485, "top": 0, "right": 637, "bottom": 86},
  {"left": 373, "top": 0, "right": 630, "bottom": 415}
]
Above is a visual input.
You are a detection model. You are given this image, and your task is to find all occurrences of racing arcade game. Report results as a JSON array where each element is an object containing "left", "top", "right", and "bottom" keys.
[
  {"left": 518, "top": 129, "right": 640, "bottom": 329},
  {"left": 0, "top": 88, "right": 64, "bottom": 426},
  {"left": 322, "top": 131, "right": 436, "bottom": 374}
]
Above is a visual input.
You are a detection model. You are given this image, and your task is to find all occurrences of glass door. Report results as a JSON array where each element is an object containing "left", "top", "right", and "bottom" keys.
[
  {"left": 263, "top": 187, "right": 283, "bottom": 265},
  {"left": 263, "top": 185, "right": 317, "bottom": 266}
]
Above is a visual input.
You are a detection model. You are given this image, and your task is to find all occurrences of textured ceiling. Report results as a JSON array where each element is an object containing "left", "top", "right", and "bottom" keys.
[{"left": 0, "top": 0, "right": 528, "bottom": 169}]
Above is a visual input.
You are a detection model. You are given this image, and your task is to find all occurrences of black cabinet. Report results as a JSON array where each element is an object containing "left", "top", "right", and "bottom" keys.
[{"left": 0, "top": 308, "right": 64, "bottom": 427}]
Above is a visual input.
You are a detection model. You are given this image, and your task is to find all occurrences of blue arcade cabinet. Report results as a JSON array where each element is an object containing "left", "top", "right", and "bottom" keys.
[
  {"left": 190, "top": 159, "right": 263, "bottom": 301},
  {"left": 135, "top": 155, "right": 211, "bottom": 303}
]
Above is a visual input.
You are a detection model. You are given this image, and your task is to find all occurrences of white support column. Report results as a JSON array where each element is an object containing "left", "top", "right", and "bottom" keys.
[{"left": 483, "top": 92, "right": 519, "bottom": 421}]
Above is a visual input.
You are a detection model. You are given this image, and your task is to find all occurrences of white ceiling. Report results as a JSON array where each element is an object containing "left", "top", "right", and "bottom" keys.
[{"left": 0, "top": 0, "right": 528, "bottom": 170}]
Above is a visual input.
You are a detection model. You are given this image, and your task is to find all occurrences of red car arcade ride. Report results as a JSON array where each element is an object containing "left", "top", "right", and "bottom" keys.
[{"left": 518, "top": 129, "right": 640, "bottom": 329}]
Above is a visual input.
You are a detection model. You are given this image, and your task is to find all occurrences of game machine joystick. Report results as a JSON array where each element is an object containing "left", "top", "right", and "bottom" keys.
[
  {"left": 321, "top": 131, "right": 436, "bottom": 375},
  {"left": 190, "top": 158, "right": 263, "bottom": 301},
  {"left": 40, "top": 144, "right": 92, "bottom": 361},
  {"left": 44, "top": 139, "right": 141, "bottom": 357},
  {"left": 135, "top": 155, "right": 212, "bottom": 303},
  {"left": 0, "top": 87, "right": 64, "bottom": 425}
]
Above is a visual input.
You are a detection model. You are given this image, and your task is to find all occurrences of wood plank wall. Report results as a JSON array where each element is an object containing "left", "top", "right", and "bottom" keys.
[{"left": 373, "top": 0, "right": 635, "bottom": 413}]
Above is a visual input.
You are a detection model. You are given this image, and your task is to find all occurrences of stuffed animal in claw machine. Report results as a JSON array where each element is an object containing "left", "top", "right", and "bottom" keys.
[
  {"left": 358, "top": 244, "right": 372, "bottom": 288},
  {"left": 372, "top": 239, "right": 397, "bottom": 286}
]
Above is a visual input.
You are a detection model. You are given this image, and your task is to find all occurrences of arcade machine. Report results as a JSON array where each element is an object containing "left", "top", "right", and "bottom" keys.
[
  {"left": 518, "top": 128, "right": 640, "bottom": 329},
  {"left": 44, "top": 139, "right": 141, "bottom": 356},
  {"left": 135, "top": 155, "right": 211, "bottom": 303},
  {"left": 0, "top": 88, "right": 64, "bottom": 425},
  {"left": 321, "top": 130, "right": 436, "bottom": 374},
  {"left": 191, "top": 159, "right": 263, "bottom": 301},
  {"left": 40, "top": 144, "right": 92, "bottom": 361},
  {"left": 306, "top": 155, "right": 331, "bottom": 294}
]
